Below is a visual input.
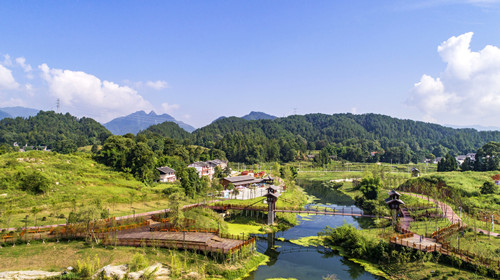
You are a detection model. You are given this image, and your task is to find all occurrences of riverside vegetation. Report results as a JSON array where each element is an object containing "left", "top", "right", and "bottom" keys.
[{"left": 295, "top": 165, "right": 500, "bottom": 279}]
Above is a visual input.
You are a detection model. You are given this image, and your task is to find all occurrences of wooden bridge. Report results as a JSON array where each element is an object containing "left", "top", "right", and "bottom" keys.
[
  {"left": 1, "top": 220, "right": 255, "bottom": 256},
  {"left": 204, "top": 204, "right": 391, "bottom": 219}
]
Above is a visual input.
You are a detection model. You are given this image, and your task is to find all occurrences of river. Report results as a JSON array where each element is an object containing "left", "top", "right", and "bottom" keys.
[{"left": 243, "top": 180, "right": 382, "bottom": 280}]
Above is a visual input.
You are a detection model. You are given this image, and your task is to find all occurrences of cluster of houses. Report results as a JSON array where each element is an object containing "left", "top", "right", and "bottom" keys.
[
  {"left": 156, "top": 159, "right": 228, "bottom": 183},
  {"left": 13, "top": 142, "right": 50, "bottom": 152},
  {"left": 426, "top": 153, "right": 476, "bottom": 165}
]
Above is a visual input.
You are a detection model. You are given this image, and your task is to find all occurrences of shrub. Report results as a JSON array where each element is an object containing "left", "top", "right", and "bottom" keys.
[
  {"left": 129, "top": 253, "right": 148, "bottom": 272},
  {"left": 74, "top": 255, "right": 100, "bottom": 278},
  {"left": 18, "top": 170, "right": 51, "bottom": 194}
]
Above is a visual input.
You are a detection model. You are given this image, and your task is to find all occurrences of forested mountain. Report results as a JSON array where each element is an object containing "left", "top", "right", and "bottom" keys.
[
  {"left": 0, "top": 110, "right": 11, "bottom": 120},
  {"left": 193, "top": 113, "right": 500, "bottom": 164},
  {"left": 138, "top": 121, "right": 192, "bottom": 141},
  {"left": 0, "top": 106, "right": 40, "bottom": 119},
  {"left": 104, "top": 111, "right": 195, "bottom": 135},
  {"left": 241, "top": 111, "right": 277, "bottom": 121},
  {"left": 0, "top": 111, "right": 111, "bottom": 153}
]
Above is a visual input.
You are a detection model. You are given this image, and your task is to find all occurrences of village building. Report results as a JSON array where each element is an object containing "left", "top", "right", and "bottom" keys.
[
  {"left": 207, "top": 159, "right": 228, "bottom": 169},
  {"left": 466, "top": 153, "right": 476, "bottom": 161},
  {"left": 188, "top": 162, "right": 214, "bottom": 179},
  {"left": 156, "top": 166, "right": 177, "bottom": 182},
  {"left": 411, "top": 168, "right": 420, "bottom": 177},
  {"left": 187, "top": 159, "right": 228, "bottom": 180},
  {"left": 221, "top": 175, "right": 263, "bottom": 188},
  {"left": 455, "top": 155, "right": 467, "bottom": 165}
]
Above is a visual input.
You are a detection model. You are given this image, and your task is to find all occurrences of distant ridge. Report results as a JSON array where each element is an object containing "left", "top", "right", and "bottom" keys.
[
  {"left": 0, "top": 106, "right": 40, "bottom": 119},
  {"left": 104, "top": 110, "right": 195, "bottom": 135},
  {"left": 211, "top": 111, "right": 277, "bottom": 124},
  {"left": 241, "top": 111, "right": 277, "bottom": 121},
  {"left": 445, "top": 124, "right": 500, "bottom": 131},
  {"left": 0, "top": 110, "right": 11, "bottom": 120}
]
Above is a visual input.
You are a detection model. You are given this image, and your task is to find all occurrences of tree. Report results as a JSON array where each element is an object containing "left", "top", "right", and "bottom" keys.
[
  {"left": 0, "top": 143, "right": 13, "bottom": 155},
  {"left": 359, "top": 177, "right": 381, "bottom": 200},
  {"left": 272, "top": 162, "right": 280, "bottom": 177},
  {"left": 129, "top": 142, "right": 158, "bottom": 183},
  {"left": 480, "top": 181, "right": 497, "bottom": 194},
  {"left": 232, "top": 187, "right": 240, "bottom": 199},
  {"left": 213, "top": 166, "right": 223, "bottom": 179},
  {"left": 129, "top": 191, "right": 136, "bottom": 213},
  {"left": 53, "top": 139, "right": 78, "bottom": 154},
  {"left": 19, "top": 170, "right": 50, "bottom": 195},
  {"left": 289, "top": 166, "right": 298, "bottom": 179},
  {"left": 31, "top": 206, "right": 41, "bottom": 227},
  {"left": 438, "top": 153, "right": 457, "bottom": 172},
  {"left": 460, "top": 157, "right": 474, "bottom": 171},
  {"left": 168, "top": 192, "right": 185, "bottom": 227}
]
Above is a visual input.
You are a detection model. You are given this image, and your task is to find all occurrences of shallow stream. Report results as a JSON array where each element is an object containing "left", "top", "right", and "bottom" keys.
[{"left": 243, "top": 180, "right": 382, "bottom": 280}]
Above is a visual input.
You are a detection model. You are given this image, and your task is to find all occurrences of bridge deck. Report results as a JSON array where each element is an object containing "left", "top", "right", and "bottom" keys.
[{"left": 107, "top": 230, "right": 245, "bottom": 252}]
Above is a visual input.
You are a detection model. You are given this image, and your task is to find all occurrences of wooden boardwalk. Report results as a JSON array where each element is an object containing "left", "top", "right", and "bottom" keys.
[
  {"left": 204, "top": 204, "right": 390, "bottom": 219},
  {"left": 103, "top": 230, "right": 247, "bottom": 253}
]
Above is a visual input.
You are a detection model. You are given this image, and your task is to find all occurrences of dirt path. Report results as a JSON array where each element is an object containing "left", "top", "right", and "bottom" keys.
[{"left": 0, "top": 200, "right": 221, "bottom": 232}]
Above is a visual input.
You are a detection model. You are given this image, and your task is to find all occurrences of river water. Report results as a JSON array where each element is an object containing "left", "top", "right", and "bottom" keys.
[{"left": 243, "top": 180, "right": 381, "bottom": 280}]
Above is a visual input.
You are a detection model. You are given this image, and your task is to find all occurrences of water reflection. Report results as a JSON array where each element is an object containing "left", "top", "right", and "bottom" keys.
[{"left": 243, "top": 180, "right": 381, "bottom": 280}]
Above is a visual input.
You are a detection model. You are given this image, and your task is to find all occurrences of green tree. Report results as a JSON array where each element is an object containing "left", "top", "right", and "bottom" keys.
[
  {"left": 53, "top": 139, "right": 78, "bottom": 154},
  {"left": 480, "top": 181, "right": 497, "bottom": 194},
  {"left": 359, "top": 177, "right": 381, "bottom": 200},
  {"left": 31, "top": 206, "right": 41, "bottom": 227},
  {"left": 168, "top": 192, "right": 185, "bottom": 227},
  {"left": 289, "top": 166, "right": 298, "bottom": 179},
  {"left": 19, "top": 170, "right": 50, "bottom": 195}
]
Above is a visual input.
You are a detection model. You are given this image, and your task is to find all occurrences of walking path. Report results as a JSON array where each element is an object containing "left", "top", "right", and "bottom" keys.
[
  {"left": 401, "top": 192, "right": 499, "bottom": 237},
  {"left": 0, "top": 201, "right": 218, "bottom": 232}
]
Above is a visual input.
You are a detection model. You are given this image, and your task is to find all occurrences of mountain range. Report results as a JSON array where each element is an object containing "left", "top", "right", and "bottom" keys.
[
  {"left": 211, "top": 111, "right": 277, "bottom": 123},
  {"left": 0, "top": 106, "right": 40, "bottom": 120},
  {"left": 103, "top": 111, "right": 196, "bottom": 135}
]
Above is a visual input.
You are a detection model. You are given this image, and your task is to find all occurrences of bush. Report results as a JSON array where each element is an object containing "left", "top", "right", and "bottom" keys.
[
  {"left": 18, "top": 170, "right": 51, "bottom": 194},
  {"left": 480, "top": 181, "right": 497, "bottom": 195},
  {"left": 74, "top": 255, "right": 100, "bottom": 278},
  {"left": 129, "top": 253, "right": 148, "bottom": 272}
]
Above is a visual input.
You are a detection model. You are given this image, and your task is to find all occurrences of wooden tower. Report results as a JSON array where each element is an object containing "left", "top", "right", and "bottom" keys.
[
  {"left": 385, "top": 190, "right": 404, "bottom": 227},
  {"left": 264, "top": 185, "right": 280, "bottom": 225}
]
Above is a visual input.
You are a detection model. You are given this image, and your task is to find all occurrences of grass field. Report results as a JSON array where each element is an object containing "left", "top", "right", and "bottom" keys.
[
  {"left": 0, "top": 151, "right": 211, "bottom": 229},
  {"left": 0, "top": 239, "right": 268, "bottom": 279}
]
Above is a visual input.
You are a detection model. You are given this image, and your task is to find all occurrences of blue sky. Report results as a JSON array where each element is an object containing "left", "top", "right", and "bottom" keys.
[{"left": 2, "top": 1, "right": 500, "bottom": 128}]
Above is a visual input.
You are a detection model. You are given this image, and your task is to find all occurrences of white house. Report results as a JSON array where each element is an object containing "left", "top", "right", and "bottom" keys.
[{"left": 157, "top": 166, "right": 177, "bottom": 182}]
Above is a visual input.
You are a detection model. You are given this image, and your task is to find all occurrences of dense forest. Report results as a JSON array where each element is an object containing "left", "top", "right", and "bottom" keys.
[
  {"left": 94, "top": 132, "right": 226, "bottom": 185},
  {"left": 0, "top": 111, "right": 111, "bottom": 153},
  {"left": 192, "top": 113, "right": 500, "bottom": 164},
  {"left": 3, "top": 111, "right": 500, "bottom": 166},
  {"left": 137, "top": 121, "right": 192, "bottom": 141}
]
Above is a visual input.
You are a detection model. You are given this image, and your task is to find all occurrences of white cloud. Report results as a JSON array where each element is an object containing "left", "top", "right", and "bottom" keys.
[
  {"left": 146, "top": 80, "right": 168, "bottom": 90},
  {"left": 39, "top": 63, "right": 153, "bottom": 122},
  {"left": 160, "top": 102, "right": 179, "bottom": 113},
  {"left": 0, "top": 97, "right": 24, "bottom": 107},
  {"left": 0, "top": 65, "right": 19, "bottom": 90},
  {"left": 408, "top": 32, "right": 500, "bottom": 126},
  {"left": 2, "top": 54, "right": 12, "bottom": 66},
  {"left": 15, "top": 57, "right": 32, "bottom": 73}
]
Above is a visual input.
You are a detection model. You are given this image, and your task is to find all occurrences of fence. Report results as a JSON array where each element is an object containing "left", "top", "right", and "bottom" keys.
[
  {"left": 101, "top": 234, "right": 256, "bottom": 255},
  {"left": 207, "top": 203, "right": 364, "bottom": 215},
  {"left": 390, "top": 233, "right": 500, "bottom": 271}
]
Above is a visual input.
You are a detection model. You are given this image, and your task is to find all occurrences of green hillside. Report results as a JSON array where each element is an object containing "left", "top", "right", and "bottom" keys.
[
  {"left": 138, "top": 121, "right": 192, "bottom": 140},
  {"left": 193, "top": 113, "right": 500, "bottom": 164},
  {"left": 0, "top": 111, "right": 111, "bottom": 153},
  {"left": 0, "top": 151, "right": 168, "bottom": 229}
]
